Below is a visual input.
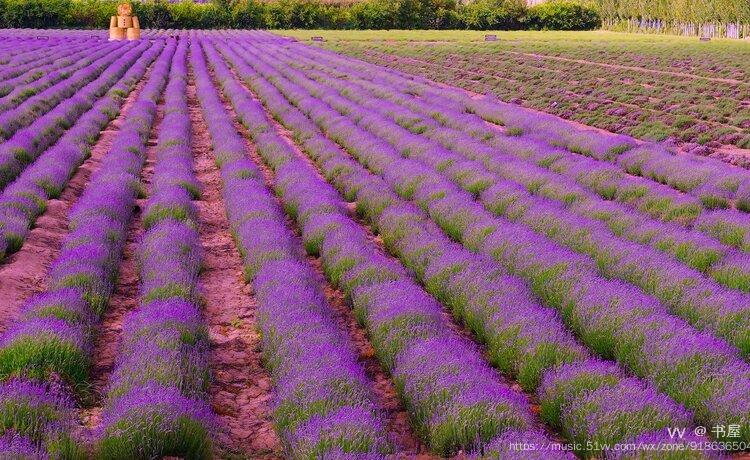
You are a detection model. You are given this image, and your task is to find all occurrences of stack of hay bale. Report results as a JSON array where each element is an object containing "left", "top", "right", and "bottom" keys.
[{"left": 109, "top": 3, "right": 140, "bottom": 41}]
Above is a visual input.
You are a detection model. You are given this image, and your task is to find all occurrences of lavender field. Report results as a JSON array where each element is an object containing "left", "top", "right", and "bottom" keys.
[
  {"left": 313, "top": 30, "right": 750, "bottom": 162},
  {"left": 1, "top": 29, "right": 750, "bottom": 459}
]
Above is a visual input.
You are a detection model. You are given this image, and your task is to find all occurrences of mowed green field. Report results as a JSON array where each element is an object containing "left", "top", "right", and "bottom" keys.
[{"left": 277, "top": 30, "right": 750, "bottom": 157}]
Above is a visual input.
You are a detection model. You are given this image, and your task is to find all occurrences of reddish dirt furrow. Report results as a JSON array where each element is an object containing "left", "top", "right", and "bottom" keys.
[
  {"left": 0, "top": 68, "right": 153, "bottom": 335},
  {"left": 220, "top": 65, "right": 431, "bottom": 457},
  {"left": 310, "top": 254, "right": 433, "bottom": 458},
  {"left": 186, "top": 76, "right": 282, "bottom": 459},
  {"left": 80, "top": 97, "right": 163, "bottom": 432}
]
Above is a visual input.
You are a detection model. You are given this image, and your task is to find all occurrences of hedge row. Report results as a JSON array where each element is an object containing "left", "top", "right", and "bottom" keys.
[{"left": 0, "top": 0, "right": 601, "bottom": 31}]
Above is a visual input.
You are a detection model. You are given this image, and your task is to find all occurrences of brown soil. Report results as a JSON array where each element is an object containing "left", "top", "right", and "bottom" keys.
[
  {"left": 309, "top": 255, "right": 435, "bottom": 458},
  {"left": 187, "top": 75, "right": 282, "bottom": 459},
  {"left": 80, "top": 93, "right": 162, "bottom": 432},
  {"left": 213, "top": 54, "right": 431, "bottom": 456},
  {"left": 0, "top": 203, "right": 65, "bottom": 333},
  {"left": 0, "top": 66, "right": 151, "bottom": 335}
]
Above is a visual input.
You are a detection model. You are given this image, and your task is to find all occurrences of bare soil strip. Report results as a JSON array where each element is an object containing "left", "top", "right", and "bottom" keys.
[
  {"left": 79, "top": 93, "right": 163, "bottom": 436},
  {"left": 187, "top": 75, "right": 282, "bottom": 459},
  {"left": 0, "top": 66, "right": 153, "bottom": 335}
]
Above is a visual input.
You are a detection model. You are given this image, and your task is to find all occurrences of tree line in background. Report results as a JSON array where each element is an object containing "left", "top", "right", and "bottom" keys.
[
  {"left": 0, "top": 0, "right": 601, "bottom": 30},
  {"left": 596, "top": 0, "right": 750, "bottom": 39},
  {"left": 596, "top": 0, "right": 750, "bottom": 23}
]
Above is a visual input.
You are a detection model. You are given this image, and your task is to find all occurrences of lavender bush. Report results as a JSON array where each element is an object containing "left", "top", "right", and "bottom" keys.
[
  {"left": 215, "top": 33, "right": 749, "bottom": 452},
  {"left": 0, "top": 37, "right": 175, "bottom": 458},
  {"left": 0, "top": 40, "right": 163, "bottom": 260},
  {"left": 206, "top": 35, "right": 702, "bottom": 457},
  {"left": 191, "top": 38, "right": 392, "bottom": 458}
]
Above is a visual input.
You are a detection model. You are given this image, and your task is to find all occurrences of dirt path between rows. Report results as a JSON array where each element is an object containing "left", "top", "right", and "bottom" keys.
[
  {"left": 0, "top": 65, "right": 152, "bottom": 335},
  {"left": 186, "top": 75, "right": 282, "bottom": 459},
  {"left": 79, "top": 92, "right": 162, "bottom": 433}
]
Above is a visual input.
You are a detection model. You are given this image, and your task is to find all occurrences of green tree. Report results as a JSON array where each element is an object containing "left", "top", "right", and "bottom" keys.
[
  {"left": 527, "top": 0, "right": 601, "bottom": 30},
  {"left": 459, "top": 0, "right": 527, "bottom": 30}
]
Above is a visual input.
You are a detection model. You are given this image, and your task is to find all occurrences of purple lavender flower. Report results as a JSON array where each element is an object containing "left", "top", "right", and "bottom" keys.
[
  {"left": 0, "top": 317, "right": 90, "bottom": 385},
  {"left": 19, "top": 288, "right": 93, "bottom": 327},
  {"left": 0, "top": 378, "right": 75, "bottom": 443},
  {"left": 99, "top": 383, "right": 215, "bottom": 459},
  {"left": 0, "top": 432, "right": 45, "bottom": 459},
  {"left": 121, "top": 299, "right": 206, "bottom": 348},
  {"left": 287, "top": 406, "right": 392, "bottom": 458}
]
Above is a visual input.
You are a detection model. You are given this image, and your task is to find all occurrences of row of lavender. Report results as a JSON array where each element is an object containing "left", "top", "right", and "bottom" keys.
[
  {"left": 0, "top": 38, "right": 173, "bottom": 457},
  {"left": 0, "top": 40, "right": 142, "bottom": 194},
  {"left": 0, "top": 38, "right": 66, "bottom": 68},
  {"left": 471, "top": 98, "right": 750, "bottom": 209},
  {"left": 245, "top": 36, "right": 750, "bottom": 360},
  {"left": 192, "top": 37, "right": 394, "bottom": 458},
  {"left": 206, "top": 34, "right": 716, "bottom": 458},
  {"left": 98, "top": 37, "right": 216, "bottom": 458},
  {"left": 0, "top": 46, "right": 80, "bottom": 78},
  {"left": 285, "top": 42, "right": 750, "bottom": 257},
  {"left": 321, "top": 40, "right": 750, "bottom": 215},
  {"left": 0, "top": 29, "right": 188, "bottom": 41},
  {"left": 0, "top": 41, "right": 96, "bottom": 98},
  {"left": 0, "top": 40, "right": 156, "bottom": 261},
  {"left": 212, "top": 33, "right": 750, "bottom": 455},
  {"left": 0, "top": 41, "right": 115, "bottom": 111},
  {"left": 0, "top": 40, "right": 131, "bottom": 141}
]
